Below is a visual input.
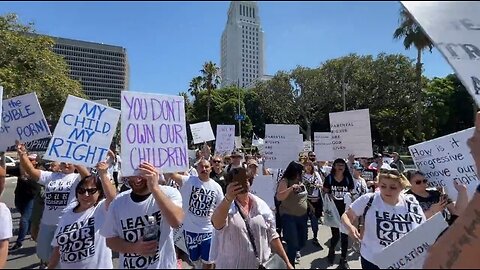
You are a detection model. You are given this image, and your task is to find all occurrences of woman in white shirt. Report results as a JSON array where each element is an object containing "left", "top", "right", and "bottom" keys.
[
  {"left": 341, "top": 168, "right": 426, "bottom": 269},
  {"left": 0, "top": 164, "right": 12, "bottom": 269},
  {"left": 302, "top": 161, "right": 323, "bottom": 248},
  {"left": 47, "top": 161, "right": 117, "bottom": 269}
]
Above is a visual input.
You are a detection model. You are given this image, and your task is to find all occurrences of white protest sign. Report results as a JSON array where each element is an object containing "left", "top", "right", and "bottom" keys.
[
  {"left": 235, "top": 136, "right": 243, "bottom": 149},
  {"left": 266, "top": 124, "right": 299, "bottom": 135},
  {"left": 190, "top": 121, "right": 215, "bottom": 144},
  {"left": 314, "top": 132, "right": 335, "bottom": 161},
  {"left": 374, "top": 213, "right": 448, "bottom": 269},
  {"left": 303, "top": 141, "right": 313, "bottom": 152},
  {"left": 402, "top": 2, "right": 480, "bottom": 107},
  {"left": 0, "top": 93, "right": 51, "bottom": 151},
  {"left": 215, "top": 125, "right": 235, "bottom": 155},
  {"left": 121, "top": 91, "right": 188, "bottom": 176},
  {"left": 250, "top": 175, "right": 276, "bottom": 209},
  {"left": 329, "top": 109, "right": 373, "bottom": 159},
  {"left": 409, "top": 127, "right": 478, "bottom": 201},
  {"left": 44, "top": 95, "right": 120, "bottom": 167},
  {"left": 264, "top": 124, "right": 303, "bottom": 169}
]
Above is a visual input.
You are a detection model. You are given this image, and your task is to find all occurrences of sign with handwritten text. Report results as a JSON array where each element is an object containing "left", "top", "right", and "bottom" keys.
[
  {"left": 0, "top": 93, "right": 51, "bottom": 151},
  {"left": 409, "top": 127, "right": 477, "bottom": 201},
  {"left": 402, "top": 2, "right": 480, "bottom": 107},
  {"left": 264, "top": 124, "right": 303, "bottom": 170},
  {"left": 215, "top": 125, "right": 235, "bottom": 155},
  {"left": 329, "top": 109, "right": 373, "bottom": 159},
  {"left": 44, "top": 95, "right": 120, "bottom": 167},
  {"left": 314, "top": 132, "right": 335, "bottom": 161},
  {"left": 121, "top": 91, "right": 188, "bottom": 176},
  {"left": 250, "top": 175, "right": 276, "bottom": 209},
  {"left": 190, "top": 121, "right": 215, "bottom": 144}
]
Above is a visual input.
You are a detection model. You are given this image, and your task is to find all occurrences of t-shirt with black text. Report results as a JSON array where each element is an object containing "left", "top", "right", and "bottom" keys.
[
  {"left": 52, "top": 200, "right": 112, "bottom": 269},
  {"left": 100, "top": 187, "right": 182, "bottom": 269},
  {"left": 323, "top": 174, "right": 354, "bottom": 202}
]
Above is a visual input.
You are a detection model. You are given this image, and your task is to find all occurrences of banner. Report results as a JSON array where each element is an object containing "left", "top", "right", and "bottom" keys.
[
  {"left": 314, "top": 132, "right": 335, "bottom": 161},
  {"left": 0, "top": 93, "right": 51, "bottom": 151},
  {"left": 250, "top": 175, "right": 276, "bottom": 209},
  {"left": 329, "top": 109, "right": 373, "bottom": 159},
  {"left": 190, "top": 121, "right": 215, "bottom": 144},
  {"left": 402, "top": 2, "right": 480, "bottom": 107},
  {"left": 44, "top": 95, "right": 120, "bottom": 167},
  {"left": 215, "top": 125, "right": 235, "bottom": 155},
  {"left": 409, "top": 127, "right": 478, "bottom": 201},
  {"left": 121, "top": 91, "right": 188, "bottom": 176},
  {"left": 374, "top": 213, "right": 448, "bottom": 269}
]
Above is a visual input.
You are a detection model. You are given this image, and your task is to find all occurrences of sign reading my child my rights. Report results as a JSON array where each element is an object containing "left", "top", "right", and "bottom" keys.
[
  {"left": 121, "top": 91, "right": 188, "bottom": 176},
  {"left": 409, "top": 127, "right": 478, "bottom": 201},
  {"left": 44, "top": 95, "right": 120, "bottom": 167}
]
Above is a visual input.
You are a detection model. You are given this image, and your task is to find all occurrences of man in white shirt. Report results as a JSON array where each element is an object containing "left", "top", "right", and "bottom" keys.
[
  {"left": 169, "top": 159, "right": 224, "bottom": 269},
  {"left": 224, "top": 150, "right": 244, "bottom": 174}
]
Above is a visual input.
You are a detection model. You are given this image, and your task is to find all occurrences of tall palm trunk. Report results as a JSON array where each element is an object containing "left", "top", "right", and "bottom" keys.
[
  {"left": 416, "top": 48, "right": 423, "bottom": 140},
  {"left": 207, "top": 87, "right": 211, "bottom": 121}
]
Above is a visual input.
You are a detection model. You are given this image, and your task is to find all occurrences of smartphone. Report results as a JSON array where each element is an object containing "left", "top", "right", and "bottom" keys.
[{"left": 229, "top": 167, "right": 249, "bottom": 194}]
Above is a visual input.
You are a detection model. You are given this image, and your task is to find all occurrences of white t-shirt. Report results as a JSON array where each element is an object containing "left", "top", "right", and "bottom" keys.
[
  {"left": 180, "top": 176, "right": 224, "bottom": 233},
  {"left": 39, "top": 171, "right": 81, "bottom": 226},
  {"left": 100, "top": 186, "right": 182, "bottom": 269},
  {"left": 0, "top": 203, "right": 12, "bottom": 241},
  {"left": 302, "top": 172, "right": 323, "bottom": 199},
  {"left": 52, "top": 200, "right": 112, "bottom": 269},
  {"left": 350, "top": 192, "right": 426, "bottom": 263},
  {"left": 352, "top": 177, "right": 368, "bottom": 201}
]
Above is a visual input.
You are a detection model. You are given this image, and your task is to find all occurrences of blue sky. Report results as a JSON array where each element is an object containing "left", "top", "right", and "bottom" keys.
[{"left": 1, "top": 1, "right": 453, "bottom": 96}]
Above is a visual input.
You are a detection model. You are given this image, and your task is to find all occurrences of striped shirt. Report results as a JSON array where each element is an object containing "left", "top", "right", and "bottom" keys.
[{"left": 211, "top": 194, "right": 279, "bottom": 268}]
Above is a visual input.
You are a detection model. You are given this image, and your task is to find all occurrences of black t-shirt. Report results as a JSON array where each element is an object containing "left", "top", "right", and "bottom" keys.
[
  {"left": 323, "top": 174, "right": 355, "bottom": 201},
  {"left": 406, "top": 189, "right": 444, "bottom": 212},
  {"left": 14, "top": 177, "right": 41, "bottom": 203},
  {"left": 210, "top": 170, "right": 227, "bottom": 194}
]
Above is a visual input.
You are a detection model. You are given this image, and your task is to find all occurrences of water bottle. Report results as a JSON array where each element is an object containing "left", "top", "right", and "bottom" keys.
[{"left": 143, "top": 216, "right": 160, "bottom": 241}]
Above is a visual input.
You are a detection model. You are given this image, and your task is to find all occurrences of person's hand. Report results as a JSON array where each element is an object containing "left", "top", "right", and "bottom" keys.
[
  {"left": 225, "top": 182, "right": 244, "bottom": 202},
  {"left": 468, "top": 111, "right": 480, "bottom": 167},
  {"left": 454, "top": 180, "right": 467, "bottom": 193},
  {"left": 96, "top": 161, "right": 109, "bottom": 176},
  {"left": 137, "top": 162, "right": 160, "bottom": 192},
  {"left": 430, "top": 197, "right": 448, "bottom": 215},
  {"left": 347, "top": 154, "right": 355, "bottom": 164},
  {"left": 286, "top": 262, "right": 294, "bottom": 269},
  {"left": 132, "top": 239, "right": 158, "bottom": 256},
  {"left": 348, "top": 225, "right": 361, "bottom": 241},
  {"left": 15, "top": 140, "right": 27, "bottom": 156}
]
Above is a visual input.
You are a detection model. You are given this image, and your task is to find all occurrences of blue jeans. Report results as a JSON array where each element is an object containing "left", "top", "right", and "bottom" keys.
[
  {"left": 281, "top": 213, "right": 308, "bottom": 266},
  {"left": 307, "top": 209, "right": 319, "bottom": 238},
  {"left": 14, "top": 199, "right": 34, "bottom": 245}
]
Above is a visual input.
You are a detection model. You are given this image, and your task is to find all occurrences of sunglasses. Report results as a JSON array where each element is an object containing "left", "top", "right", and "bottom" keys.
[
  {"left": 415, "top": 179, "right": 428, "bottom": 185},
  {"left": 77, "top": 188, "right": 98, "bottom": 195},
  {"left": 212, "top": 160, "right": 222, "bottom": 163}
]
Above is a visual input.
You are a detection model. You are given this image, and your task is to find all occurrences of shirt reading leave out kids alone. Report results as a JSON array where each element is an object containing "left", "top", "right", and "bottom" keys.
[
  {"left": 100, "top": 187, "right": 182, "bottom": 269},
  {"left": 180, "top": 175, "right": 224, "bottom": 233},
  {"left": 39, "top": 171, "right": 80, "bottom": 226},
  {"left": 350, "top": 192, "right": 426, "bottom": 263},
  {"left": 51, "top": 200, "right": 112, "bottom": 269}
]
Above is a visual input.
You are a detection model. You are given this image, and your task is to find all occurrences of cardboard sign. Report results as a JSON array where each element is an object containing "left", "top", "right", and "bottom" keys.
[
  {"left": 264, "top": 124, "right": 303, "bottom": 170},
  {"left": 0, "top": 93, "right": 51, "bottom": 151},
  {"left": 190, "top": 121, "right": 215, "bottom": 144},
  {"left": 44, "top": 95, "right": 120, "bottom": 167},
  {"left": 409, "top": 127, "right": 478, "bottom": 201},
  {"left": 121, "top": 91, "right": 188, "bottom": 176},
  {"left": 215, "top": 125, "right": 235, "bottom": 155},
  {"left": 250, "top": 175, "right": 276, "bottom": 209},
  {"left": 402, "top": 2, "right": 480, "bottom": 107},
  {"left": 374, "top": 213, "right": 448, "bottom": 269},
  {"left": 329, "top": 109, "right": 373, "bottom": 159},
  {"left": 314, "top": 132, "right": 335, "bottom": 161}
]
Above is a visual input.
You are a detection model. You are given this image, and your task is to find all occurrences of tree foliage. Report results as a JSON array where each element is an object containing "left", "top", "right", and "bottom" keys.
[{"left": 0, "top": 13, "right": 84, "bottom": 120}]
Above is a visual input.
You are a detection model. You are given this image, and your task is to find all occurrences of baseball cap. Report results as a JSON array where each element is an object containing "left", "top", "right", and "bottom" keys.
[
  {"left": 353, "top": 163, "right": 364, "bottom": 171},
  {"left": 231, "top": 150, "right": 242, "bottom": 157},
  {"left": 28, "top": 154, "right": 38, "bottom": 160},
  {"left": 247, "top": 159, "right": 258, "bottom": 167}
]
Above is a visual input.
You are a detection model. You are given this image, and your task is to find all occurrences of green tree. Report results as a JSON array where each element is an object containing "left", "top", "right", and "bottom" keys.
[
  {"left": 0, "top": 13, "right": 84, "bottom": 120},
  {"left": 187, "top": 76, "right": 203, "bottom": 100},
  {"left": 393, "top": 7, "right": 434, "bottom": 140},
  {"left": 200, "top": 61, "right": 221, "bottom": 121}
]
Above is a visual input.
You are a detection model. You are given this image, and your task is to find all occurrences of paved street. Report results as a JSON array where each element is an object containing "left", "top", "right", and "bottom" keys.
[{"left": 3, "top": 176, "right": 361, "bottom": 269}]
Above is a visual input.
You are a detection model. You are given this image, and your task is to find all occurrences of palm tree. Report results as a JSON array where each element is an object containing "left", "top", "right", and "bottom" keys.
[
  {"left": 188, "top": 76, "right": 203, "bottom": 100},
  {"left": 200, "top": 61, "right": 221, "bottom": 121},
  {"left": 393, "top": 7, "right": 433, "bottom": 139}
]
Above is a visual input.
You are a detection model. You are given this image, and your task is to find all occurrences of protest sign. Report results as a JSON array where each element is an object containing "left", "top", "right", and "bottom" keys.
[
  {"left": 303, "top": 141, "right": 313, "bottom": 152},
  {"left": 314, "top": 132, "right": 335, "bottom": 161},
  {"left": 190, "top": 121, "right": 215, "bottom": 144},
  {"left": 374, "top": 213, "right": 448, "bottom": 269},
  {"left": 44, "top": 95, "right": 120, "bottom": 167},
  {"left": 121, "top": 91, "right": 188, "bottom": 176},
  {"left": 7, "top": 138, "right": 51, "bottom": 152},
  {"left": 250, "top": 175, "right": 276, "bottom": 209},
  {"left": 402, "top": 2, "right": 480, "bottom": 107},
  {"left": 409, "top": 127, "right": 478, "bottom": 201},
  {"left": 0, "top": 93, "right": 51, "bottom": 151},
  {"left": 234, "top": 136, "right": 243, "bottom": 149},
  {"left": 264, "top": 124, "right": 303, "bottom": 169},
  {"left": 215, "top": 125, "right": 235, "bottom": 155},
  {"left": 329, "top": 109, "right": 373, "bottom": 159}
]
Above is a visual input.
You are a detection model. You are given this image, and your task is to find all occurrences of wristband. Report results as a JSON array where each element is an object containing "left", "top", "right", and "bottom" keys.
[{"left": 225, "top": 196, "right": 233, "bottom": 203}]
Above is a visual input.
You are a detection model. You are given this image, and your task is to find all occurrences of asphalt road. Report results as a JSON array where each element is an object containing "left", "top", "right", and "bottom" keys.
[{"left": 3, "top": 177, "right": 361, "bottom": 269}]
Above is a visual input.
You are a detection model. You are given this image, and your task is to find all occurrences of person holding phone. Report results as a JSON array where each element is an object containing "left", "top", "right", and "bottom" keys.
[{"left": 276, "top": 161, "right": 308, "bottom": 266}]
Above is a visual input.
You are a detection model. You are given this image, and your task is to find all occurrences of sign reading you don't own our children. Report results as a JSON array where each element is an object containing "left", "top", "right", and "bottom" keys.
[
  {"left": 409, "top": 128, "right": 478, "bottom": 201},
  {"left": 0, "top": 93, "right": 51, "bottom": 151},
  {"left": 121, "top": 91, "right": 188, "bottom": 176},
  {"left": 44, "top": 95, "right": 120, "bottom": 167}
]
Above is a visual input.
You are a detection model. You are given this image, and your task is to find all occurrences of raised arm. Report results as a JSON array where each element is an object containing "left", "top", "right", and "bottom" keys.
[
  {"left": 75, "top": 165, "right": 90, "bottom": 179},
  {"left": 16, "top": 141, "right": 41, "bottom": 181},
  {"left": 211, "top": 182, "right": 243, "bottom": 230},
  {"left": 96, "top": 161, "right": 118, "bottom": 209}
]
